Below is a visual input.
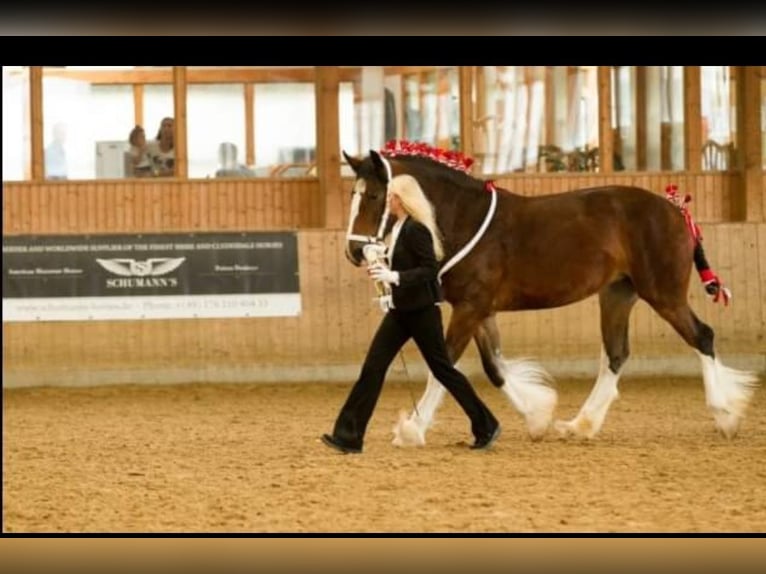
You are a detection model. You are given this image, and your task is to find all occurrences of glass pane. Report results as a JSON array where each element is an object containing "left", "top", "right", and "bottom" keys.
[
  {"left": 187, "top": 84, "right": 247, "bottom": 179},
  {"left": 142, "top": 84, "right": 174, "bottom": 177},
  {"left": 339, "top": 66, "right": 459, "bottom": 169},
  {"left": 473, "top": 66, "right": 597, "bottom": 175},
  {"left": 41, "top": 67, "right": 173, "bottom": 180},
  {"left": 253, "top": 82, "right": 316, "bottom": 178},
  {"left": 2, "top": 66, "right": 30, "bottom": 181},
  {"left": 611, "top": 66, "right": 685, "bottom": 172},
  {"left": 761, "top": 67, "right": 765, "bottom": 169},
  {"left": 701, "top": 66, "right": 735, "bottom": 171}
]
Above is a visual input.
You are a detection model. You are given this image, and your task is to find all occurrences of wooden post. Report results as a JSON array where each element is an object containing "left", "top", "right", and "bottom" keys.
[
  {"left": 458, "top": 66, "right": 473, "bottom": 158},
  {"left": 133, "top": 84, "right": 143, "bottom": 128},
  {"left": 635, "top": 66, "right": 647, "bottom": 170},
  {"left": 544, "top": 66, "right": 555, "bottom": 146},
  {"left": 684, "top": 66, "right": 702, "bottom": 172},
  {"left": 734, "top": 66, "right": 764, "bottom": 221},
  {"left": 597, "top": 66, "right": 613, "bottom": 173},
  {"left": 172, "top": 66, "right": 188, "bottom": 178},
  {"left": 30, "top": 66, "right": 44, "bottom": 181},
  {"left": 315, "top": 66, "right": 342, "bottom": 229},
  {"left": 244, "top": 83, "right": 255, "bottom": 167}
]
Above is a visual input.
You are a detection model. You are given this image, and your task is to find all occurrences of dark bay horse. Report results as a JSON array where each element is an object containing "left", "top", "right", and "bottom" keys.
[{"left": 342, "top": 144, "right": 757, "bottom": 445}]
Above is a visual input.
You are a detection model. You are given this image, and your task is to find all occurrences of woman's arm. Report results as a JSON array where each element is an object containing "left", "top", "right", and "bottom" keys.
[{"left": 397, "top": 221, "right": 439, "bottom": 287}]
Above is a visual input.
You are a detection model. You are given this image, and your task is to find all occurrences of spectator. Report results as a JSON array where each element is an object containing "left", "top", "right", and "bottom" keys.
[
  {"left": 215, "top": 142, "right": 254, "bottom": 178},
  {"left": 146, "top": 117, "right": 175, "bottom": 177},
  {"left": 44, "top": 122, "right": 68, "bottom": 180},
  {"left": 128, "top": 125, "right": 152, "bottom": 177}
]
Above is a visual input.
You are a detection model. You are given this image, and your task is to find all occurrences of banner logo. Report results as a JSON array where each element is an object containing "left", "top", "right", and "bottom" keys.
[{"left": 96, "top": 257, "right": 185, "bottom": 288}]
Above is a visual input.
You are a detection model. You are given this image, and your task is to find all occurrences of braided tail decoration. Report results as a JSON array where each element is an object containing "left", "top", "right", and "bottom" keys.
[{"left": 666, "top": 184, "right": 731, "bottom": 305}]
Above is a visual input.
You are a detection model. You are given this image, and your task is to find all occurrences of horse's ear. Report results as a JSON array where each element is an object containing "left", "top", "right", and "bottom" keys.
[
  {"left": 342, "top": 150, "right": 362, "bottom": 174},
  {"left": 369, "top": 149, "right": 388, "bottom": 182}
]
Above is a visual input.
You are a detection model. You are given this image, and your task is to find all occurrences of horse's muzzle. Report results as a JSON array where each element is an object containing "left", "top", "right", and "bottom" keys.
[{"left": 345, "top": 241, "right": 365, "bottom": 266}]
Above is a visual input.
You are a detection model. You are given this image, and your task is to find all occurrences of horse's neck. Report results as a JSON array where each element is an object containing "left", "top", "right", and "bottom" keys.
[{"left": 420, "top": 172, "right": 496, "bottom": 258}]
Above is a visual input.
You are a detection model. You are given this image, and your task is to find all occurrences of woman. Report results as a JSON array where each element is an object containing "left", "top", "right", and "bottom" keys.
[
  {"left": 128, "top": 126, "right": 152, "bottom": 177},
  {"left": 146, "top": 117, "right": 175, "bottom": 177},
  {"left": 321, "top": 174, "right": 501, "bottom": 454}
]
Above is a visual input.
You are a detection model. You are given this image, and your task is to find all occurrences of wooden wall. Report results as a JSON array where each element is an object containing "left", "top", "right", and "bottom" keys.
[
  {"left": 3, "top": 178, "right": 322, "bottom": 234},
  {"left": 4, "top": 225, "right": 764, "bottom": 388},
  {"left": 3, "top": 171, "right": 756, "bottom": 236}
]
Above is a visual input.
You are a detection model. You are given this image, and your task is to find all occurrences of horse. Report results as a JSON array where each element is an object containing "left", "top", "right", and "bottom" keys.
[{"left": 342, "top": 141, "right": 758, "bottom": 446}]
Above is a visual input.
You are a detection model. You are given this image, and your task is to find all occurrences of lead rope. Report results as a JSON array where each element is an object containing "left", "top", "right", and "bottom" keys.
[{"left": 437, "top": 180, "right": 498, "bottom": 282}]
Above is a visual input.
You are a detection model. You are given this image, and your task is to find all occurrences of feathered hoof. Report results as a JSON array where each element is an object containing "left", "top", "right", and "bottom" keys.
[
  {"left": 553, "top": 417, "right": 595, "bottom": 439},
  {"left": 713, "top": 408, "right": 742, "bottom": 440},
  {"left": 392, "top": 411, "right": 426, "bottom": 447}
]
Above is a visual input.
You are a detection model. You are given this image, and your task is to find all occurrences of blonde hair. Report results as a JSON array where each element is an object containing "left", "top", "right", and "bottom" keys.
[{"left": 389, "top": 174, "right": 444, "bottom": 261}]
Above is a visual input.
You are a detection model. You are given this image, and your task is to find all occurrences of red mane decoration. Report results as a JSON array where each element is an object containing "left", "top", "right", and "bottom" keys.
[{"left": 380, "top": 140, "right": 474, "bottom": 174}]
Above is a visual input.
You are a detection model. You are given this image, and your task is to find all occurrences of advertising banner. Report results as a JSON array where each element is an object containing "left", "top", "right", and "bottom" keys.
[{"left": 2, "top": 232, "right": 300, "bottom": 322}]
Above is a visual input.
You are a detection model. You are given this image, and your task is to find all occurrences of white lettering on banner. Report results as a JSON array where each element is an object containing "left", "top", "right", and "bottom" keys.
[{"left": 2, "top": 294, "right": 301, "bottom": 322}]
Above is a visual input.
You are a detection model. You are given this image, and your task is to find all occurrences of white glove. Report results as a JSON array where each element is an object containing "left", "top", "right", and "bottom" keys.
[
  {"left": 378, "top": 294, "right": 393, "bottom": 312},
  {"left": 368, "top": 262, "right": 400, "bottom": 286}
]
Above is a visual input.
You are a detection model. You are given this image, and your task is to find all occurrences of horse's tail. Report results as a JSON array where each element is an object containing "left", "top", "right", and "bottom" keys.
[{"left": 665, "top": 184, "right": 731, "bottom": 305}]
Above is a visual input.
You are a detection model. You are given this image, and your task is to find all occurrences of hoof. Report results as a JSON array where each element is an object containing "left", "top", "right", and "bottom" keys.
[
  {"left": 392, "top": 412, "right": 425, "bottom": 447},
  {"left": 554, "top": 417, "right": 595, "bottom": 439},
  {"left": 713, "top": 408, "right": 741, "bottom": 440}
]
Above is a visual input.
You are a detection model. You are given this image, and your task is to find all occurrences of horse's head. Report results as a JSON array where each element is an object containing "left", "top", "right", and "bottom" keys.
[{"left": 343, "top": 149, "right": 395, "bottom": 266}]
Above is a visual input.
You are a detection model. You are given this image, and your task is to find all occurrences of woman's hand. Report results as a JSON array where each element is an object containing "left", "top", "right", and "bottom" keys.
[{"left": 368, "top": 262, "right": 400, "bottom": 286}]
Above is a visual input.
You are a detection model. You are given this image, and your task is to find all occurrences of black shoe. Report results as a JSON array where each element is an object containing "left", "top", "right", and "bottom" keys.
[
  {"left": 321, "top": 433, "right": 362, "bottom": 454},
  {"left": 471, "top": 424, "right": 501, "bottom": 450}
]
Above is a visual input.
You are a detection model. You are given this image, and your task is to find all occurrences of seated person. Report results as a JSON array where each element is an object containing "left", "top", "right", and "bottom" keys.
[
  {"left": 45, "top": 122, "right": 68, "bottom": 180},
  {"left": 127, "top": 125, "right": 152, "bottom": 177},
  {"left": 215, "top": 142, "right": 254, "bottom": 178},
  {"left": 146, "top": 116, "right": 175, "bottom": 177}
]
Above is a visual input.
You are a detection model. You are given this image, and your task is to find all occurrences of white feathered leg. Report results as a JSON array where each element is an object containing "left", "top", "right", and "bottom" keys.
[
  {"left": 697, "top": 351, "right": 758, "bottom": 439},
  {"left": 555, "top": 348, "right": 621, "bottom": 439},
  {"left": 498, "top": 358, "right": 558, "bottom": 440},
  {"left": 392, "top": 372, "right": 445, "bottom": 447}
]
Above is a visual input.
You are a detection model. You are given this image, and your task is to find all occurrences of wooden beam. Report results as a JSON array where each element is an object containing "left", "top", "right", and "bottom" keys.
[
  {"left": 244, "top": 83, "right": 255, "bottom": 167},
  {"left": 133, "top": 84, "right": 143, "bottom": 128},
  {"left": 458, "top": 66, "right": 473, "bottom": 158},
  {"left": 660, "top": 67, "right": 672, "bottom": 170},
  {"left": 173, "top": 67, "right": 188, "bottom": 178},
  {"left": 684, "top": 66, "right": 702, "bottom": 172},
  {"left": 42, "top": 67, "right": 320, "bottom": 85},
  {"left": 30, "top": 66, "right": 44, "bottom": 181},
  {"left": 734, "top": 66, "right": 763, "bottom": 221},
  {"left": 635, "top": 66, "right": 647, "bottom": 170},
  {"left": 544, "top": 66, "right": 555, "bottom": 146},
  {"left": 597, "top": 66, "right": 613, "bottom": 173},
  {"left": 315, "top": 67, "right": 342, "bottom": 229}
]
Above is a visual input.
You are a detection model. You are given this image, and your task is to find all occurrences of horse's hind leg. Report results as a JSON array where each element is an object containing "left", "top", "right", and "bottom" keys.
[
  {"left": 392, "top": 303, "right": 483, "bottom": 447},
  {"left": 648, "top": 301, "right": 757, "bottom": 438},
  {"left": 474, "top": 315, "right": 557, "bottom": 440},
  {"left": 555, "top": 277, "right": 638, "bottom": 439}
]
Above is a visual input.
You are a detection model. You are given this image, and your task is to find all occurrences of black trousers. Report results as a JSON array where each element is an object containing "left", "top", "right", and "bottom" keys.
[{"left": 332, "top": 304, "right": 498, "bottom": 449}]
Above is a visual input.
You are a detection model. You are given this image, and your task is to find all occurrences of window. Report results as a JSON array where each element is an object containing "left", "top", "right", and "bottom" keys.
[
  {"left": 339, "top": 66, "right": 459, "bottom": 174},
  {"left": 2, "top": 66, "right": 30, "bottom": 181},
  {"left": 611, "top": 66, "right": 685, "bottom": 171},
  {"left": 761, "top": 66, "right": 766, "bottom": 169},
  {"left": 253, "top": 82, "right": 316, "bottom": 177},
  {"left": 187, "top": 84, "right": 247, "bottom": 178},
  {"left": 41, "top": 66, "right": 173, "bottom": 180},
  {"left": 701, "top": 66, "right": 735, "bottom": 171},
  {"left": 472, "top": 66, "right": 598, "bottom": 174}
]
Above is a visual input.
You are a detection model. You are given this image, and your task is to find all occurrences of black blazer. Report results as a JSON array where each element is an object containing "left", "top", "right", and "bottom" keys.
[{"left": 390, "top": 217, "right": 444, "bottom": 311}]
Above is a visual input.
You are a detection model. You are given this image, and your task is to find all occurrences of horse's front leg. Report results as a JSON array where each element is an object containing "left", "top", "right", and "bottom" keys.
[
  {"left": 474, "top": 315, "right": 557, "bottom": 440},
  {"left": 392, "top": 303, "right": 484, "bottom": 447}
]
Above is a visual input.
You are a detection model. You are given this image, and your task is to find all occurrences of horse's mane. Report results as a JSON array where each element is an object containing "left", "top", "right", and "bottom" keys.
[{"left": 380, "top": 140, "right": 487, "bottom": 194}]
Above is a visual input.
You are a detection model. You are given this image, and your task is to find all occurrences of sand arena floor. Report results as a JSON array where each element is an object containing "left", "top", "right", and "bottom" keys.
[{"left": 3, "top": 376, "right": 765, "bottom": 533}]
